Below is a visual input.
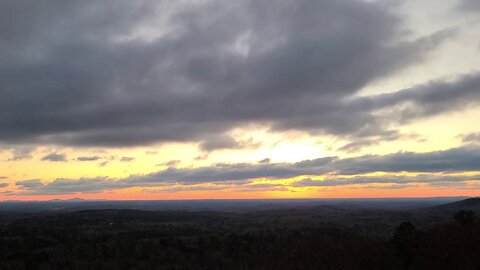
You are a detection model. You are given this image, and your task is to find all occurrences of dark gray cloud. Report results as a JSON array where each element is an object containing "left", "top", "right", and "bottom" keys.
[
  {"left": 129, "top": 163, "right": 314, "bottom": 185},
  {"left": 76, "top": 156, "right": 102, "bottom": 161},
  {"left": 12, "top": 146, "right": 480, "bottom": 195},
  {"left": 13, "top": 176, "right": 283, "bottom": 195},
  {"left": 458, "top": 0, "right": 480, "bottom": 12},
  {"left": 333, "top": 146, "right": 480, "bottom": 175},
  {"left": 460, "top": 132, "right": 480, "bottom": 144},
  {"left": 338, "top": 132, "right": 425, "bottom": 153},
  {"left": 16, "top": 178, "right": 124, "bottom": 195},
  {"left": 362, "top": 72, "right": 480, "bottom": 125},
  {"left": 337, "top": 130, "right": 406, "bottom": 153},
  {"left": 0, "top": 183, "right": 8, "bottom": 188},
  {"left": 0, "top": 0, "right": 468, "bottom": 148},
  {"left": 338, "top": 139, "right": 382, "bottom": 153},
  {"left": 41, "top": 153, "right": 67, "bottom": 162},
  {"left": 199, "top": 135, "right": 260, "bottom": 152},
  {"left": 324, "top": 71, "right": 480, "bottom": 144},
  {"left": 293, "top": 174, "right": 480, "bottom": 187},
  {"left": 199, "top": 135, "right": 243, "bottom": 152},
  {"left": 135, "top": 146, "right": 480, "bottom": 182}
]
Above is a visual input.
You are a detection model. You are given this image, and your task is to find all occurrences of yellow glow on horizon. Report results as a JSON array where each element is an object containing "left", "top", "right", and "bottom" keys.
[{"left": 1, "top": 110, "right": 480, "bottom": 200}]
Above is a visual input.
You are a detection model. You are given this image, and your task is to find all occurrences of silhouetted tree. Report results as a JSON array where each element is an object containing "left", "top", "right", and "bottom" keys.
[
  {"left": 454, "top": 210, "right": 475, "bottom": 226},
  {"left": 390, "top": 222, "right": 419, "bottom": 269}
]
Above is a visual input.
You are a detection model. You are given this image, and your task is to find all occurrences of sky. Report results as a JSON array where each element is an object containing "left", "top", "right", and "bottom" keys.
[{"left": 0, "top": 0, "right": 480, "bottom": 200}]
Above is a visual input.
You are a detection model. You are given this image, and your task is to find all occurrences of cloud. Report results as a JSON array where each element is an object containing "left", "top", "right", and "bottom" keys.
[
  {"left": 258, "top": 158, "right": 271, "bottom": 164},
  {"left": 338, "top": 132, "right": 425, "bottom": 153},
  {"left": 199, "top": 135, "right": 243, "bottom": 152},
  {"left": 99, "top": 161, "right": 109, "bottom": 167},
  {"left": 236, "top": 183, "right": 288, "bottom": 193},
  {"left": 0, "top": 176, "right": 6, "bottom": 179},
  {"left": 0, "top": 183, "right": 8, "bottom": 188},
  {"left": 146, "top": 185, "right": 227, "bottom": 193},
  {"left": 13, "top": 176, "right": 283, "bottom": 195},
  {"left": 16, "top": 178, "right": 122, "bottom": 195},
  {"left": 134, "top": 146, "right": 480, "bottom": 183},
  {"left": 5, "top": 146, "right": 34, "bottom": 161},
  {"left": 365, "top": 72, "right": 480, "bottom": 124},
  {"left": 460, "top": 132, "right": 480, "bottom": 144},
  {"left": 41, "top": 153, "right": 67, "bottom": 162},
  {"left": 0, "top": 0, "right": 465, "bottom": 148},
  {"left": 332, "top": 146, "right": 480, "bottom": 175},
  {"left": 293, "top": 174, "right": 480, "bottom": 187},
  {"left": 16, "top": 179, "right": 44, "bottom": 189},
  {"left": 337, "top": 130, "right": 403, "bottom": 153},
  {"left": 12, "top": 146, "right": 480, "bottom": 195},
  {"left": 15, "top": 177, "right": 236, "bottom": 195},
  {"left": 458, "top": 0, "right": 480, "bottom": 12},
  {"left": 157, "top": 160, "right": 181, "bottom": 167},
  {"left": 76, "top": 156, "right": 102, "bottom": 161},
  {"left": 120, "top": 156, "right": 135, "bottom": 162},
  {"left": 199, "top": 135, "right": 261, "bottom": 152}
]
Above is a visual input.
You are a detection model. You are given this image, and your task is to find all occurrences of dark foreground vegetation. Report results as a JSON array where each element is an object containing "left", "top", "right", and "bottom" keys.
[{"left": 0, "top": 198, "right": 480, "bottom": 269}]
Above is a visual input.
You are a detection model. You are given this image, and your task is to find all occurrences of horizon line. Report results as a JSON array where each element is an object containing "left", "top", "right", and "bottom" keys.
[{"left": 0, "top": 195, "right": 475, "bottom": 203}]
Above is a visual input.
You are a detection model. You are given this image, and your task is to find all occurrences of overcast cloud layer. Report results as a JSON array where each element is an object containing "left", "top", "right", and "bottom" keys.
[{"left": 1, "top": 0, "right": 478, "bottom": 149}]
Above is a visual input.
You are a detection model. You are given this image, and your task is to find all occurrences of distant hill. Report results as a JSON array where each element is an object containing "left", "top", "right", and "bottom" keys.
[
  {"left": 49, "top": 197, "right": 86, "bottom": 202},
  {"left": 435, "top": 197, "right": 480, "bottom": 211}
]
